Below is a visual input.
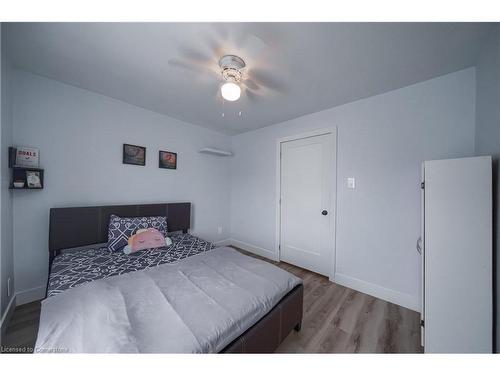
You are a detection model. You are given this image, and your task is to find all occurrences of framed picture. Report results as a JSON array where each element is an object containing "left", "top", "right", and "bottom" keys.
[
  {"left": 123, "top": 144, "right": 146, "bottom": 166},
  {"left": 159, "top": 150, "right": 177, "bottom": 169},
  {"left": 15, "top": 146, "right": 40, "bottom": 168},
  {"left": 26, "top": 171, "right": 42, "bottom": 188}
]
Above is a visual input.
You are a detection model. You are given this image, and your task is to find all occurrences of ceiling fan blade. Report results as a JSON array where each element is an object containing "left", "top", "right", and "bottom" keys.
[
  {"left": 249, "top": 23, "right": 283, "bottom": 47},
  {"left": 168, "top": 59, "right": 220, "bottom": 80},
  {"left": 230, "top": 32, "right": 269, "bottom": 63},
  {"left": 205, "top": 35, "right": 225, "bottom": 60},
  {"left": 178, "top": 45, "right": 214, "bottom": 65},
  {"left": 211, "top": 23, "right": 230, "bottom": 41},
  {"left": 241, "top": 78, "right": 259, "bottom": 91},
  {"left": 245, "top": 89, "right": 260, "bottom": 103},
  {"left": 247, "top": 68, "right": 288, "bottom": 94},
  {"left": 204, "top": 24, "right": 234, "bottom": 59},
  {"left": 168, "top": 59, "right": 203, "bottom": 72},
  {"left": 233, "top": 23, "right": 286, "bottom": 61}
]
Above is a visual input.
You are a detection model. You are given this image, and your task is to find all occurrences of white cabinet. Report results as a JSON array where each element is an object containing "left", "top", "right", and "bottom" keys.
[{"left": 422, "top": 156, "right": 492, "bottom": 353}]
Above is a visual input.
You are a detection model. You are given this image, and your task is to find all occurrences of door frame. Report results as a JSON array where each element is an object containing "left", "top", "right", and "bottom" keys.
[{"left": 275, "top": 127, "right": 338, "bottom": 281}]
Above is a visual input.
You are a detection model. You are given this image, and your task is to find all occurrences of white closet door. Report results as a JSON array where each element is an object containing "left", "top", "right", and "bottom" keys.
[
  {"left": 424, "top": 156, "right": 492, "bottom": 353},
  {"left": 280, "top": 133, "right": 335, "bottom": 276}
]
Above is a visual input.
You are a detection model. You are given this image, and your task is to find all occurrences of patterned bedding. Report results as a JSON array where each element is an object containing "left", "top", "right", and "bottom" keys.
[{"left": 47, "top": 233, "right": 214, "bottom": 297}]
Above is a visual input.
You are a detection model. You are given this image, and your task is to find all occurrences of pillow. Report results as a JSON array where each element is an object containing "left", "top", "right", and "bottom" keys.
[
  {"left": 107, "top": 215, "right": 167, "bottom": 252},
  {"left": 123, "top": 228, "right": 167, "bottom": 254}
]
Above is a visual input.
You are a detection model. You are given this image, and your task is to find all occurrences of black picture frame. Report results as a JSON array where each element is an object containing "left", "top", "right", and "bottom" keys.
[
  {"left": 123, "top": 144, "right": 146, "bottom": 166},
  {"left": 26, "top": 170, "right": 42, "bottom": 188},
  {"left": 159, "top": 150, "right": 177, "bottom": 170}
]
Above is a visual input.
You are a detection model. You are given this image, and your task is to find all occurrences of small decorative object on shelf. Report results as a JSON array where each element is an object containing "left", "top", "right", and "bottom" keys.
[
  {"left": 9, "top": 147, "right": 44, "bottom": 190},
  {"left": 26, "top": 170, "right": 42, "bottom": 188},
  {"left": 9, "top": 146, "right": 40, "bottom": 168},
  {"left": 10, "top": 167, "right": 44, "bottom": 190}
]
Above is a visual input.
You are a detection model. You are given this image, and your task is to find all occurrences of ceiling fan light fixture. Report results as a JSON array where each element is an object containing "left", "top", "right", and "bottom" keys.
[
  {"left": 221, "top": 82, "right": 241, "bottom": 101},
  {"left": 219, "top": 55, "right": 245, "bottom": 102}
]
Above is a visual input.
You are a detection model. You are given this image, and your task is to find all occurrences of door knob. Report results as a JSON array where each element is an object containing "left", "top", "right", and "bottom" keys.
[{"left": 322, "top": 210, "right": 328, "bottom": 216}]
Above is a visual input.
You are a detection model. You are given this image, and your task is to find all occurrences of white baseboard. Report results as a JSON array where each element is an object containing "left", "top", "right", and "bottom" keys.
[
  {"left": 228, "top": 239, "right": 419, "bottom": 312},
  {"left": 229, "top": 238, "right": 279, "bottom": 262},
  {"left": 16, "top": 285, "right": 46, "bottom": 306},
  {"left": 8, "top": 252, "right": 417, "bottom": 323},
  {"left": 334, "top": 272, "right": 420, "bottom": 312},
  {"left": 213, "top": 238, "right": 231, "bottom": 247},
  {"left": 0, "top": 295, "right": 16, "bottom": 345}
]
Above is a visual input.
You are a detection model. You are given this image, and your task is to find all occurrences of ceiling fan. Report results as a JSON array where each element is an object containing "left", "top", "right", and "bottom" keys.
[
  {"left": 219, "top": 54, "right": 246, "bottom": 102},
  {"left": 168, "top": 29, "right": 287, "bottom": 104}
]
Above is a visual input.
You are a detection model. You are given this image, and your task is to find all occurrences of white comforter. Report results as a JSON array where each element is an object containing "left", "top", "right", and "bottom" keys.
[{"left": 35, "top": 247, "right": 301, "bottom": 353}]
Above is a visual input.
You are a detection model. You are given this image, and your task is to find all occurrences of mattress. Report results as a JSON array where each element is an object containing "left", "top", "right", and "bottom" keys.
[
  {"left": 36, "top": 247, "right": 302, "bottom": 353},
  {"left": 47, "top": 233, "right": 214, "bottom": 297}
]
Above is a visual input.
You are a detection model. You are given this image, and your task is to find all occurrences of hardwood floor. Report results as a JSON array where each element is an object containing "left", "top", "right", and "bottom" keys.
[
  {"left": 234, "top": 248, "right": 422, "bottom": 353},
  {"left": 2, "top": 300, "right": 41, "bottom": 353},
  {"left": 274, "top": 264, "right": 422, "bottom": 353},
  {"left": 1, "top": 247, "right": 422, "bottom": 353}
]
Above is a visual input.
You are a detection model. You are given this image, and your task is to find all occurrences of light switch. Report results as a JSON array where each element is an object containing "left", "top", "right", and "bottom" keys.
[{"left": 347, "top": 177, "right": 356, "bottom": 189}]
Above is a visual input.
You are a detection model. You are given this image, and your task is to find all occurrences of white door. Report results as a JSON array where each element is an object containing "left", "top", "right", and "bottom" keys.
[
  {"left": 424, "top": 156, "right": 492, "bottom": 353},
  {"left": 280, "top": 132, "right": 335, "bottom": 276}
]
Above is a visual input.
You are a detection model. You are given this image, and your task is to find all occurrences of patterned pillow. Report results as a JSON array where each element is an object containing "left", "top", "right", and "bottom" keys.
[{"left": 107, "top": 215, "right": 168, "bottom": 252}]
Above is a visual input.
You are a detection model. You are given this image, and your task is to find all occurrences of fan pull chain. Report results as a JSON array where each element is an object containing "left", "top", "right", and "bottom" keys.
[{"left": 221, "top": 99, "right": 243, "bottom": 118}]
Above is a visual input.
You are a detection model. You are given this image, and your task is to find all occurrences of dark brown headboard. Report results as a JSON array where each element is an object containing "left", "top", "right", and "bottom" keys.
[{"left": 49, "top": 202, "right": 191, "bottom": 261}]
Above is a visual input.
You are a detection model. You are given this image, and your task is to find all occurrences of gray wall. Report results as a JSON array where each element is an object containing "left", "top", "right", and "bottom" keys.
[
  {"left": 474, "top": 24, "right": 500, "bottom": 352},
  {"left": 11, "top": 70, "right": 232, "bottom": 303},
  {"left": 0, "top": 24, "right": 14, "bottom": 323},
  {"left": 230, "top": 68, "right": 476, "bottom": 311}
]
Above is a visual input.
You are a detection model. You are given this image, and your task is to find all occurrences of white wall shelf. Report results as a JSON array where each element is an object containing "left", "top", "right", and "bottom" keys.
[{"left": 198, "top": 148, "right": 233, "bottom": 157}]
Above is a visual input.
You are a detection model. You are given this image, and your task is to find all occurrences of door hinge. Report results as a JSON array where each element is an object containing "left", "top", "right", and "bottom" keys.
[
  {"left": 420, "top": 319, "right": 425, "bottom": 327},
  {"left": 421, "top": 181, "right": 425, "bottom": 189}
]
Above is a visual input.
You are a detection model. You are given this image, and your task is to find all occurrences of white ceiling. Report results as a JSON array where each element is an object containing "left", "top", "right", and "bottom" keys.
[{"left": 6, "top": 23, "right": 493, "bottom": 135}]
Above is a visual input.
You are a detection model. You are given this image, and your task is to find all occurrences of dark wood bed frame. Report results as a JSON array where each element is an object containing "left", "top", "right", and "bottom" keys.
[{"left": 47, "top": 202, "right": 303, "bottom": 353}]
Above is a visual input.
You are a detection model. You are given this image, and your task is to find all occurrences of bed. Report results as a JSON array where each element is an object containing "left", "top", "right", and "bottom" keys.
[
  {"left": 36, "top": 202, "right": 303, "bottom": 353},
  {"left": 47, "top": 232, "right": 215, "bottom": 297}
]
